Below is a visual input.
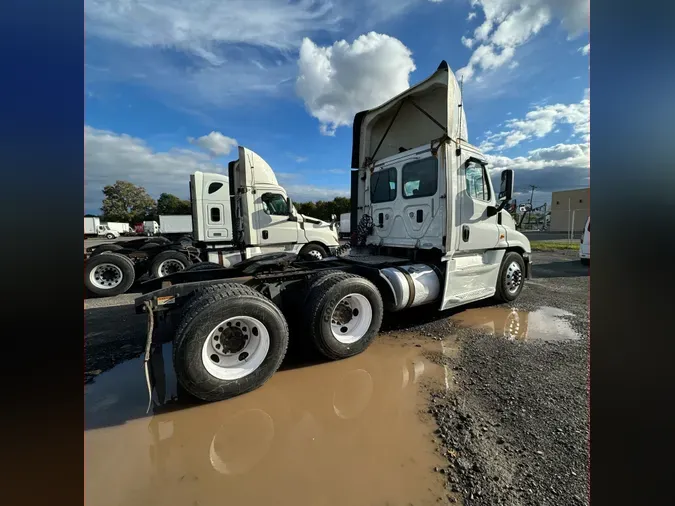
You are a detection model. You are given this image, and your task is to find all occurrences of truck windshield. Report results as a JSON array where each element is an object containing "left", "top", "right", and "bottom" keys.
[{"left": 371, "top": 167, "right": 397, "bottom": 203}]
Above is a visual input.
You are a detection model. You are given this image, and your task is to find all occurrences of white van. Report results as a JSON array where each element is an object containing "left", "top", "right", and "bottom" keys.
[{"left": 580, "top": 217, "right": 590, "bottom": 265}]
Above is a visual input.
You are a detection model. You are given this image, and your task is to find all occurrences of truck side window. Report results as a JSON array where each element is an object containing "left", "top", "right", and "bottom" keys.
[
  {"left": 371, "top": 167, "right": 397, "bottom": 203},
  {"left": 465, "top": 161, "right": 491, "bottom": 201},
  {"left": 402, "top": 158, "right": 438, "bottom": 199},
  {"left": 261, "top": 193, "right": 289, "bottom": 216},
  {"left": 210, "top": 207, "right": 221, "bottom": 222},
  {"left": 208, "top": 182, "right": 223, "bottom": 194}
]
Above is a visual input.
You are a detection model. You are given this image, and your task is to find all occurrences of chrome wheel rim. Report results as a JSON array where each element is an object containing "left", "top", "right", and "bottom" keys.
[
  {"left": 330, "top": 294, "right": 373, "bottom": 344},
  {"left": 202, "top": 316, "right": 270, "bottom": 380},
  {"left": 89, "top": 263, "right": 123, "bottom": 289},
  {"left": 158, "top": 259, "right": 185, "bottom": 277},
  {"left": 505, "top": 261, "right": 523, "bottom": 294}
]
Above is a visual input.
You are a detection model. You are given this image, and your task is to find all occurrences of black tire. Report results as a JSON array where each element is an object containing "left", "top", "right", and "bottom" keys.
[
  {"left": 494, "top": 251, "right": 526, "bottom": 303},
  {"left": 149, "top": 250, "right": 192, "bottom": 278},
  {"left": 183, "top": 262, "right": 224, "bottom": 272},
  {"left": 304, "top": 273, "right": 383, "bottom": 360},
  {"left": 84, "top": 252, "right": 136, "bottom": 297},
  {"left": 90, "top": 243, "right": 123, "bottom": 256},
  {"left": 580, "top": 258, "right": 590, "bottom": 266},
  {"left": 173, "top": 284, "right": 289, "bottom": 402},
  {"left": 299, "top": 243, "right": 329, "bottom": 261},
  {"left": 105, "top": 233, "right": 116, "bottom": 239}
]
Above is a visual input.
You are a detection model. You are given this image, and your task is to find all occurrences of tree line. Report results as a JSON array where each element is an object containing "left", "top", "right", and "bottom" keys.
[{"left": 90, "top": 180, "right": 351, "bottom": 224}]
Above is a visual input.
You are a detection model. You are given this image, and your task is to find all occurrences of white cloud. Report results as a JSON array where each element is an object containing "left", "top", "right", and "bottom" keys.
[
  {"left": 487, "top": 142, "right": 589, "bottom": 194},
  {"left": 295, "top": 156, "right": 308, "bottom": 163},
  {"left": 85, "top": 126, "right": 226, "bottom": 211},
  {"left": 296, "top": 32, "right": 416, "bottom": 135},
  {"left": 459, "top": 0, "right": 589, "bottom": 81},
  {"left": 85, "top": 0, "right": 341, "bottom": 57},
  {"left": 461, "top": 36, "right": 475, "bottom": 48},
  {"left": 467, "top": 11, "right": 477, "bottom": 20},
  {"left": 188, "top": 131, "right": 238, "bottom": 157},
  {"left": 84, "top": 125, "right": 349, "bottom": 212},
  {"left": 483, "top": 88, "right": 589, "bottom": 150},
  {"left": 579, "top": 43, "right": 590, "bottom": 55},
  {"left": 327, "top": 169, "right": 348, "bottom": 174}
]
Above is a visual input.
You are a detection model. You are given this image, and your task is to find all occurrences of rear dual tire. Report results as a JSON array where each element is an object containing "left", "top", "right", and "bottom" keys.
[
  {"left": 304, "top": 273, "right": 384, "bottom": 360},
  {"left": 84, "top": 252, "right": 136, "bottom": 297},
  {"left": 173, "top": 284, "right": 289, "bottom": 402},
  {"left": 149, "top": 250, "right": 192, "bottom": 278}
]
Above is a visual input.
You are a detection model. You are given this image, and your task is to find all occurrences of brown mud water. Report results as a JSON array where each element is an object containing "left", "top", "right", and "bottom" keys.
[{"left": 85, "top": 335, "right": 454, "bottom": 506}]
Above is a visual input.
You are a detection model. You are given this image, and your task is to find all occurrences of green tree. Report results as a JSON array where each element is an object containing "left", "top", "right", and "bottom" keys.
[
  {"left": 157, "top": 193, "right": 192, "bottom": 215},
  {"left": 295, "top": 196, "right": 351, "bottom": 221},
  {"left": 101, "top": 181, "right": 157, "bottom": 223}
]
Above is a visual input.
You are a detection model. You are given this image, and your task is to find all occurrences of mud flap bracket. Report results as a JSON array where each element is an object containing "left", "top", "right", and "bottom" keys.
[{"left": 143, "top": 301, "right": 156, "bottom": 414}]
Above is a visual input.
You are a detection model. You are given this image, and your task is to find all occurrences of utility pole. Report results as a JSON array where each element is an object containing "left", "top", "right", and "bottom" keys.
[{"left": 528, "top": 185, "right": 537, "bottom": 206}]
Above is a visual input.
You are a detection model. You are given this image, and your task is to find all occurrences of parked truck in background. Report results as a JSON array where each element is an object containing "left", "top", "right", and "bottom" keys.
[
  {"left": 158, "top": 215, "right": 193, "bottom": 241},
  {"left": 132, "top": 60, "right": 532, "bottom": 405},
  {"left": 143, "top": 220, "right": 160, "bottom": 236},
  {"left": 84, "top": 150, "right": 340, "bottom": 297},
  {"left": 105, "top": 222, "right": 132, "bottom": 235},
  {"left": 84, "top": 217, "right": 120, "bottom": 239},
  {"left": 339, "top": 213, "right": 351, "bottom": 239}
]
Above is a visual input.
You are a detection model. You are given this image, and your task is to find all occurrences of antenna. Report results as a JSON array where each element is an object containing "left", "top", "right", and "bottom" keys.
[
  {"left": 455, "top": 74, "right": 464, "bottom": 156},
  {"left": 458, "top": 75, "right": 464, "bottom": 142}
]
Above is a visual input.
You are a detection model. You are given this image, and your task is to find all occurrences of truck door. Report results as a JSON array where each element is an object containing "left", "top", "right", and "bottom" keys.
[
  {"left": 255, "top": 191, "right": 300, "bottom": 245},
  {"left": 456, "top": 156, "right": 500, "bottom": 252}
]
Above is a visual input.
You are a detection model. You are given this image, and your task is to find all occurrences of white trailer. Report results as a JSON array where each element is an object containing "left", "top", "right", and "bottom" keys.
[
  {"left": 339, "top": 213, "right": 351, "bottom": 239},
  {"left": 104, "top": 222, "right": 131, "bottom": 234},
  {"left": 133, "top": 60, "right": 532, "bottom": 404},
  {"left": 84, "top": 217, "right": 120, "bottom": 239},
  {"left": 158, "top": 215, "right": 193, "bottom": 240}
]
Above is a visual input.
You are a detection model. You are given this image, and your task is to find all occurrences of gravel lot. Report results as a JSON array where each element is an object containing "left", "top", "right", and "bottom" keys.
[{"left": 84, "top": 249, "right": 589, "bottom": 504}]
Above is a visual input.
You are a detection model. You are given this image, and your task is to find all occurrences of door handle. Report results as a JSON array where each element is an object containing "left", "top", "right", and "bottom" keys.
[
  {"left": 462, "top": 225, "right": 470, "bottom": 242},
  {"left": 262, "top": 230, "right": 268, "bottom": 240}
]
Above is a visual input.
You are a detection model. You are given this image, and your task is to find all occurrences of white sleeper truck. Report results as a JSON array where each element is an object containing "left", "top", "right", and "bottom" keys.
[
  {"left": 84, "top": 150, "right": 339, "bottom": 297},
  {"left": 134, "top": 61, "right": 532, "bottom": 403}
]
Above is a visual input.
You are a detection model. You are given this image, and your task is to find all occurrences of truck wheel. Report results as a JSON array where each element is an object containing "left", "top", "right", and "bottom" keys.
[
  {"left": 150, "top": 250, "right": 192, "bottom": 278},
  {"left": 494, "top": 251, "right": 525, "bottom": 302},
  {"left": 305, "top": 273, "right": 383, "bottom": 360},
  {"left": 90, "top": 244, "right": 123, "bottom": 256},
  {"left": 84, "top": 252, "right": 135, "bottom": 297},
  {"left": 299, "top": 243, "right": 328, "bottom": 261},
  {"left": 173, "top": 284, "right": 289, "bottom": 402},
  {"left": 105, "top": 233, "right": 116, "bottom": 239}
]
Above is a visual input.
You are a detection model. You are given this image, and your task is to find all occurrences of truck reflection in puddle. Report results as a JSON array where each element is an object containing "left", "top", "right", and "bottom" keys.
[
  {"left": 451, "top": 306, "right": 580, "bottom": 341},
  {"left": 85, "top": 337, "right": 448, "bottom": 506}
]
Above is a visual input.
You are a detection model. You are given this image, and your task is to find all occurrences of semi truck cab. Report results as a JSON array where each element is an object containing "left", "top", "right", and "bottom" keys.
[{"left": 190, "top": 146, "right": 339, "bottom": 261}]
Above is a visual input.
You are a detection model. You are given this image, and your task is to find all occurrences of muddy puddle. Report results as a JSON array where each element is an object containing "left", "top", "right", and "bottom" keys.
[
  {"left": 451, "top": 306, "right": 580, "bottom": 341},
  {"left": 85, "top": 335, "right": 450, "bottom": 506}
]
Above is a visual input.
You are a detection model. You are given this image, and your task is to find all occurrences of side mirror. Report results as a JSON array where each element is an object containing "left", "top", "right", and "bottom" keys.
[
  {"left": 498, "top": 169, "right": 514, "bottom": 201},
  {"left": 287, "top": 197, "right": 298, "bottom": 222}
]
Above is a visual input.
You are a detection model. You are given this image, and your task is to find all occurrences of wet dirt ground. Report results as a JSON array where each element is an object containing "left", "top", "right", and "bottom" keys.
[{"left": 85, "top": 249, "right": 589, "bottom": 506}]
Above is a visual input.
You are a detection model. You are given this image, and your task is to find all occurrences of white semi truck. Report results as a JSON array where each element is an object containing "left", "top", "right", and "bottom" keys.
[
  {"left": 84, "top": 154, "right": 340, "bottom": 297},
  {"left": 84, "top": 217, "right": 120, "bottom": 239},
  {"left": 134, "top": 60, "right": 532, "bottom": 404},
  {"left": 105, "top": 222, "right": 132, "bottom": 235}
]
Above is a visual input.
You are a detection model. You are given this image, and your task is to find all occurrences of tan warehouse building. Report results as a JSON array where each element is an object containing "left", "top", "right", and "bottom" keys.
[{"left": 549, "top": 188, "right": 590, "bottom": 233}]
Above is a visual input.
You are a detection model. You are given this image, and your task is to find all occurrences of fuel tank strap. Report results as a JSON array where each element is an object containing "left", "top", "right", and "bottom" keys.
[{"left": 395, "top": 266, "right": 416, "bottom": 309}]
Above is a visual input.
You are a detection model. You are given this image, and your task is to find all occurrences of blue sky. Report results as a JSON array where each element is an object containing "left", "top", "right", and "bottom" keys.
[{"left": 85, "top": 0, "right": 589, "bottom": 214}]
